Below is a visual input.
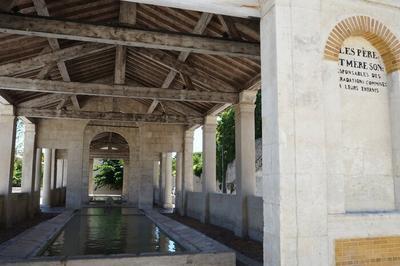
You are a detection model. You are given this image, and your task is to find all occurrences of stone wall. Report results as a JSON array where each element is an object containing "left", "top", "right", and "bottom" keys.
[
  {"left": 186, "top": 192, "right": 204, "bottom": 221},
  {"left": 186, "top": 192, "right": 263, "bottom": 242},
  {"left": 209, "top": 193, "right": 236, "bottom": 232},
  {"left": 247, "top": 195, "right": 263, "bottom": 242}
]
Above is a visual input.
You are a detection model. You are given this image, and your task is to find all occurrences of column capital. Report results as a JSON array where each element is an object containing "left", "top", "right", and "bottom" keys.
[
  {"left": 239, "top": 90, "right": 258, "bottom": 104},
  {"left": 203, "top": 115, "right": 217, "bottom": 125},
  {"left": 0, "top": 104, "right": 14, "bottom": 116},
  {"left": 24, "top": 123, "right": 36, "bottom": 133},
  {"left": 184, "top": 129, "right": 194, "bottom": 139}
]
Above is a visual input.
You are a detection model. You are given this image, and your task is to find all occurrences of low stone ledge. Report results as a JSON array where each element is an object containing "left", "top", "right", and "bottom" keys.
[
  {"left": 0, "top": 252, "right": 236, "bottom": 266},
  {"left": 0, "top": 210, "right": 76, "bottom": 261}
]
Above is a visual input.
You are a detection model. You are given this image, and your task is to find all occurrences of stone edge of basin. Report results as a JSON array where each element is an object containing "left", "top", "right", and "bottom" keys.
[
  {"left": 144, "top": 209, "right": 262, "bottom": 266},
  {"left": 0, "top": 209, "right": 76, "bottom": 261}
]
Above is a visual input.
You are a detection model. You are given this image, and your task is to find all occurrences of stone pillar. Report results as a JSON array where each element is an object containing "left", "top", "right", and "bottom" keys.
[
  {"left": 175, "top": 152, "right": 183, "bottom": 215},
  {"left": 56, "top": 159, "right": 64, "bottom": 188},
  {"left": 0, "top": 105, "right": 16, "bottom": 227},
  {"left": 62, "top": 159, "right": 68, "bottom": 187},
  {"left": 163, "top": 152, "right": 173, "bottom": 209},
  {"left": 153, "top": 161, "right": 160, "bottom": 204},
  {"left": 21, "top": 123, "right": 37, "bottom": 217},
  {"left": 50, "top": 149, "right": 57, "bottom": 190},
  {"left": 260, "top": 1, "right": 328, "bottom": 265},
  {"left": 122, "top": 160, "right": 129, "bottom": 199},
  {"left": 182, "top": 129, "right": 194, "bottom": 216},
  {"left": 234, "top": 90, "right": 257, "bottom": 237},
  {"left": 34, "top": 148, "right": 42, "bottom": 192},
  {"left": 88, "top": 158, "right": 94, "bottom": 195},
  {"left": 389, "top": 71, "right": 400, "bottom": 209},
  {"left": 42, "top": 148, "right": 52, "bottom": 207},
  {"left": 159, "top": 153, "right": 167, "bottom": 206},
  {"left": 201, "top": 116, "right": 217, "bottom": 223}
]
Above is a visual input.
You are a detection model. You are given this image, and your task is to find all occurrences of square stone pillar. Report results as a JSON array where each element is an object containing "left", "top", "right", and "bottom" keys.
[
  {"left": 34, "top": 148, "right": 42, "bottom": 192},
  {"left": 152, "top": 160, "right": 160, "bottom": 204},
  {"left": 21, "top": 123, "right": 37, "bottom": 217},
  {"left": 163, "top": 152, "right": 173, "bottom": 209},
  {"left": 201, "top": 116, "right": 217, "bottom": 223},
  {"left": 182, "top": 129, "right": 194, "bottom": 216},
  {"left": 50, "top": 149, "right": 57, "bottom": 190},
  {"left": 389, "top": 71, "right": 400, "bottom": 209},
  {"left": 42, "top": 148, "right": 52, "bottom": 207},
  {"left": 234, "top": 91, "right": 257, "bottom": 237},
  {"left": 122, "top": 160, "right": 129, "bottom": 199},
  {"left": 0, "top": 105, "right": 16, "bottom": 227},
  {"left": 260, "top": 1, "right": 328, "bottom": 265},
  {"left": 175, "top": 152, "right": 183, "bottom": 215},
  {"left": 159, "top": 152, "right": 167, "bottom": 207}
]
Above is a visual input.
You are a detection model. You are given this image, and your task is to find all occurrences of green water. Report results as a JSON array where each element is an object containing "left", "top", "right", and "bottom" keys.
[{"left": 42, "top": 208, "right": 183, "bottom": 256}]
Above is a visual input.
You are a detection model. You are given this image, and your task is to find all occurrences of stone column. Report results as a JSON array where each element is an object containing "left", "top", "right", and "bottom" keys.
[
  {"left": 260, "top": 1, "right": 328, "bottom": 265},
  {"left": 234, "top": 90, "right": 257, "bottom": 237},
  {"left": 163, "top": 152, "right": 173, "bottom": 209},
  {"left": 56, "top": 159, "right": 64, "bottom": 188},
  {"left": 175, "top": 152, "right": 183, "bottom": 215},
  {"left": 389, "top": 71, "right": 400, "bottom": 209},
  {"left": 88, "top": 158, "right": 94, "bottom": 195},
  {"left": 21, "top": 123, "right": 37, "bottom": 217},
  {"left": 50, "top": 149, "right": 57, "bottom": 190},
  {"left": 42, "top": 148, "right": 52, "bottom": 207},
  {"left": 34, "top": 148, "right": 42, "bottom": 192},
  {"left": 201, "top": 116, "right": 217, "bottom": 223},
  {"left": 159, "top": 153, "right": 167, "bottom": 207},
  {"left": 62, "top": 159, "right": 68, "bottom": 187},
  {"left": 122, "top": 160, "right": 129, "bottom": 199},
  {"left": 182, "top": 129, "right": 194, "bottom": 216},
  {"left": 153, "top": 161, "right": 160, "bottom": 204},
  {"left": 0, "top": 105, "right": 16, "bottom": 227}
]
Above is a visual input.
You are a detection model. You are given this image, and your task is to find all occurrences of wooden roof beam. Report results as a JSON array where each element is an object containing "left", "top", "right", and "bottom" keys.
[
  {"left": 0, "top": 13, "right": 260, "bottom": 59},
  {"left": 0, "top": 77, "right": 238, "bottom": 104},
  {"left": 0, "top": 43, "right": 110, "bottom": 76},
  {"left": 147, "top": 12, "right": 213, "bottom": 114},
  {"left": 16, "top": 108, "right": 204, "bottom": 125},
  {"left": 121, "top": 0, "right": 261, "bottom": 18}
]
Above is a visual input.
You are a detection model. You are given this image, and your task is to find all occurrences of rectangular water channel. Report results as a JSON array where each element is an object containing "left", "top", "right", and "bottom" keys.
[{"left": 40, "top": 207, "right": 184, "bottom": 257}]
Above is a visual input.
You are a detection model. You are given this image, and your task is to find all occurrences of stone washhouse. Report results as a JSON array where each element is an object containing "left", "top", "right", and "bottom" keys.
[{"left": 0, "top": 0, "right": 399, "bottom": 265}]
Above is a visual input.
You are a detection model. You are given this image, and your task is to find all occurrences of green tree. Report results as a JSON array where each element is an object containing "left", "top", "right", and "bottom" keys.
[
  {"left": 12, "top": 157, "right": 22, "bottom": 187},
  {"left": 193, "top": 152, "right": 203, "bottom": 177},
  {"left": 93, "top": 160, "right": 124, "bottom": 190}
]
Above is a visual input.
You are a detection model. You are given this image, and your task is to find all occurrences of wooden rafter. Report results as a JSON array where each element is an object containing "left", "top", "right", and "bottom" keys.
[
  {"left": 16, "top": 108, "right": 204, "bottom": 124},
  {"left": 0, "top": 77, "right": 239, "bottom": 104},
  {"left": 0, "top": 13, "right": 260, "bottom": 58},
  {"left": 147, "top": 12, "right": 213, "bottom": 114}
]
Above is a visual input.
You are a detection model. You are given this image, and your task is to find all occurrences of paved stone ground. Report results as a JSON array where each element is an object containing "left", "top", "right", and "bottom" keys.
[
  {"left": 145, "top": 209, "right": 262, "bottom": 266},
  {"left": 0, "top": 212, "right": 57, "bottom": 245},
  {"left": 0, "top": 210, "right": 75, "bottom": 261}
]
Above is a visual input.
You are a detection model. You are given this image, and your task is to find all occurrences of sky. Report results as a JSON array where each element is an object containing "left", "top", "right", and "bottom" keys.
[{"left": 193, "top": 127, "right": 202, "bottom": 152}]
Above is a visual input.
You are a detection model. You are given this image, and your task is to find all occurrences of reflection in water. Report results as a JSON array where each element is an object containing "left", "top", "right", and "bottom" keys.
[{"left": 42, "top": 208, "right": 183, "bottom": 256}]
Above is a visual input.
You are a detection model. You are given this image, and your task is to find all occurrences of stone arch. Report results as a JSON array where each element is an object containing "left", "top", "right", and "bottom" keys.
[{"left": 324, "top": 16, "right": 400, "bottom": 73}]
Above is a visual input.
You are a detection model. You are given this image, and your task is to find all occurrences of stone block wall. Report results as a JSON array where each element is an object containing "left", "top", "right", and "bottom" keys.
[
  {"left": 186, "top": 192, "right": 204, "bottom": 221},
  {"left": 247, "top": 195, "right": 263, "bottom": 242}
]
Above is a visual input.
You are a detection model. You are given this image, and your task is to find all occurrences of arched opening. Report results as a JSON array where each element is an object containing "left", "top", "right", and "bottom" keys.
[{"left": 88, "top": 132, "right": 129, "bottom": 204}]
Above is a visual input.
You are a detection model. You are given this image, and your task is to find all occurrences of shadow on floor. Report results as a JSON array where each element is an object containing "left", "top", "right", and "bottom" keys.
[{"left": 164, "top": 213, "right": 263, "bottom": 264}]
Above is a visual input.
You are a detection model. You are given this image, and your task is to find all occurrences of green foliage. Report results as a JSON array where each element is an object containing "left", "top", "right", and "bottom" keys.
[
  {"left": 13, "top": 157, "right": 22, "bottom": 187},
  {"left": 193, "top": 152, "right": 203, "bottom": 177},
  {"left": 172, "top": 154, "right": 176, "bottom": 177},
  {"left": 15, "top": 118, "right": 25, "bottom": 156},
  {"left": 216, "top": 90, "right": 262, "bottom": 187},
  {"left": 93, "top": 160, "right": 124, "bottom": 190}
]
